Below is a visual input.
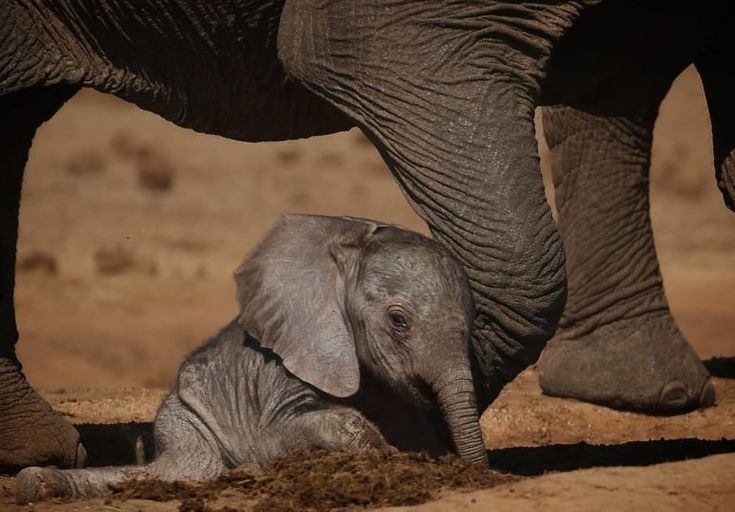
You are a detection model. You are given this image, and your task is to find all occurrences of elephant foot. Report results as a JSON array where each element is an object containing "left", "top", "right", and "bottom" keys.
[
  {"left": 15, "top": 467, "right": 67, "bottom": 503},
  {"left": 538, "top": 313, "right": 714, "bottom": 412},
  {"left": 0, "top": 356, "right": 86, "bottom": 471}
]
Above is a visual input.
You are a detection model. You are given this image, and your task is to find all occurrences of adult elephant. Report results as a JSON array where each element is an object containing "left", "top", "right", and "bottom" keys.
[{"left": 0, "top": 1, "right": 729, "bottom": 469}]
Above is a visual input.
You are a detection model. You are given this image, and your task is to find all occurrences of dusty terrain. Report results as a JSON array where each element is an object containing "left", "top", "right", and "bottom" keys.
[{"left": 1, "top": 67, "right": 734, "bottom": 510}]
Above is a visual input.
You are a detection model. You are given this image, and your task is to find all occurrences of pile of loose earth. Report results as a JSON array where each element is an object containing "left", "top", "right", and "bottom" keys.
[{"left": 111, "top": 449, "right": 515, "bottom": 512}]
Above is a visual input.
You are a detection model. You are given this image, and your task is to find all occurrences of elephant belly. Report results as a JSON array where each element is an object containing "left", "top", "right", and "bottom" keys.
[{"left": 541, "top": 1, "right": 707, "bottom": 115}]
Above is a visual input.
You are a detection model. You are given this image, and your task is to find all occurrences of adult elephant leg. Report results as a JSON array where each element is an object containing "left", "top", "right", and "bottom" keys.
[
  {"left": 278, "top": 1, "right": 580, "bottom": 409},
  {"left": 0, "top": 85, "right": 85, "bottom": 470},
  {"left": 538, "top": 105, "right": 713, "bottom": 411}
]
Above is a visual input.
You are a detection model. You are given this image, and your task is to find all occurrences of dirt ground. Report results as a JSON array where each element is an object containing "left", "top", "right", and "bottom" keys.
[{"left": 2, "top": 66, "right": 735, "bottom": 510}]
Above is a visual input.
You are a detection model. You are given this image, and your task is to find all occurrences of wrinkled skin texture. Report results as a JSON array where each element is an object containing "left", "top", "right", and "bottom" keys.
[
  {"left": 16, "top": 214, "right": 486, "bottom": 502},
  {"left": 0, "top": 0, "right": 733, "bottom": 469}
]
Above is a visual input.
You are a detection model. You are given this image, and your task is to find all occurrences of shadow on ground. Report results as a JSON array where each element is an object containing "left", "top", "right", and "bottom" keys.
[
  {"left": 77, "top": 423, "right": 735, "bottom": 476},
  {"left": 77, "top": 422, "right": 155, "bottom": 466},
  {"left": 705, "top": 357, "right": 735, "bottom": 379},
  {"left": 491, "top": 439, "right": 735, "bottom": 476}
]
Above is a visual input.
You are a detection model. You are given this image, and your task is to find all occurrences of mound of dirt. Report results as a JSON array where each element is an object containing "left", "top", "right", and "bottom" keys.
[{"left": 112, "top": 449, "right": 514, "bottom": 511}]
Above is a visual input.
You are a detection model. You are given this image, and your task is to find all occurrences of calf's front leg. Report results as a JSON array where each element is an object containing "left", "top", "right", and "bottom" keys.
[{"left": 285, "top": 406, "right": 390, "bottom": 454}]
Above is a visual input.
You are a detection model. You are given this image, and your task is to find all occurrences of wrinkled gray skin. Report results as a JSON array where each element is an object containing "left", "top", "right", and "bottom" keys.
[
  {"left": 15, "top": 214, "right": 486, "bottom": 502},
  {"left": 0, "top": 0, "right": 732, "bottom": 470}
]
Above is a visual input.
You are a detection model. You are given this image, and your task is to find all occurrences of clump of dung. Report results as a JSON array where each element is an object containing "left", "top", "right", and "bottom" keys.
[
  {"left": 17, "top": 250, "right": 58, "bottom": 276},
  {"left": 112, "top": 449, "right": 514, "bottom": 511}
]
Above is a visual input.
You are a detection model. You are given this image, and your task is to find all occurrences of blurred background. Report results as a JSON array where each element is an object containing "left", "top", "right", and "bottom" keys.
[{"left": 15, "top": 66, "right": 735, "bottom": 390}]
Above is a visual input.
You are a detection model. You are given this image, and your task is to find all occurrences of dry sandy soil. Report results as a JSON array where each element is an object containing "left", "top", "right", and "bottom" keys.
[{"left": 1, "top": 67, "right": 734, "bottom": 510}]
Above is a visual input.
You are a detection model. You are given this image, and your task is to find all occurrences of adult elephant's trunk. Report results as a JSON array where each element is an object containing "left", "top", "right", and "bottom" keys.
[
  {"left": 279, "top": 1, "right": 589, "bottom": 409},
  {"left": 434, "top": 363, "right": 488, "bottom": 466}
]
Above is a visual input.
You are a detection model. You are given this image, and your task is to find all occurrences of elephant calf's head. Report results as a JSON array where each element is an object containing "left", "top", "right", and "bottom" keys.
[{"left": 234, "top": 214, "right": 487, "bottom": 466}]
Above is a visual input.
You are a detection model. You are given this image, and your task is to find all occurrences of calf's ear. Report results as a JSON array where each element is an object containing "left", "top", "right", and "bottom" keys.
[{"left": 234, "top": 214, "right": 380, "bottom": 397}]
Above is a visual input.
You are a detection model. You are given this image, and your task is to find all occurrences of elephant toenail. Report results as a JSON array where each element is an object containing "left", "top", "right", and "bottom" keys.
[
  {"left": 699, "top": 379, "right": 716, "bottom": 407},
  {"left": 659, "top": 380, "right": 688, "bottom": 409}
]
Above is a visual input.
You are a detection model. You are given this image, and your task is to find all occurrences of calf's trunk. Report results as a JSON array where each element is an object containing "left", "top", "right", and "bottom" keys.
[{"left": 434, "top": 363, "right": 488, "bottom": 466}]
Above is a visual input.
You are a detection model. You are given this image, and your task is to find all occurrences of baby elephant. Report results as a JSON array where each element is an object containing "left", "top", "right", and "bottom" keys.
[{"left": 17, "top": 214, "right": 486, "bottom": 502}]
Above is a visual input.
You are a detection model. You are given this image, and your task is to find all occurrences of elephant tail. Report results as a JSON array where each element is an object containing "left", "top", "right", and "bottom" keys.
[{"left": 696, "top": 45, "right": 735, "bottom": 211}]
